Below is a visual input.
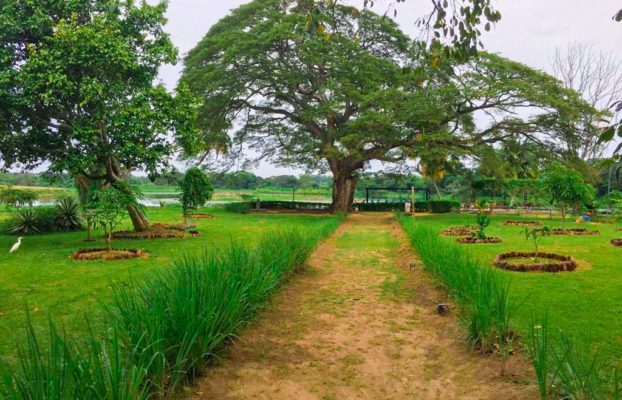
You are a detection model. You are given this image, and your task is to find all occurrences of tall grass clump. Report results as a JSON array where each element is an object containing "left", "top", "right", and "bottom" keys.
[
  {"left": 0, "top": 221, "right": 341, "bottom": 399},
  {"left": 397, "top": 214, "right": 512, "bottom": 354},
  {"left": 528, "top": 313, "right": 619, "bottom": 400},
  {"left": 0, "top": 310, "right": 152, "bottom": 400}
]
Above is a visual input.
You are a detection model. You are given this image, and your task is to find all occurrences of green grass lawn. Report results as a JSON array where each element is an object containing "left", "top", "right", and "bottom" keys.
[
  {"left": 408, "top": 212, "right": 622, "bottom": 365},
  {"left": 0, "top": 206, "right": 340, "bottom": 359}
]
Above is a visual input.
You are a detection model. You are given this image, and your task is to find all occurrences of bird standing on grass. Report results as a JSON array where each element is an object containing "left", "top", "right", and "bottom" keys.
[{"left": 9, "top": 237, "right": 23, "bottom": 254}]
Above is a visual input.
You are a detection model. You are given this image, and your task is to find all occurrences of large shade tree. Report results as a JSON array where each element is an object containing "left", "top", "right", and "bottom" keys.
[
  {"left": 183, "top": 0, "right": 593, "bottom": 212},
  {"left": 0, "top": 0, "right": 201, "bottom": 231}
]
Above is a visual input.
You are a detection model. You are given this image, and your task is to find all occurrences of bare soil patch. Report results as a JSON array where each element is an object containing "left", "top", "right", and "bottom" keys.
[
  {"left": 72, "top": 248, "right": 145, "bottom": 261},
  {"left": 611, "top": 239, "right": 622, "bottom": 247},
  {"left": 190, "top": 213, "right": 536, "bottom": 400}
]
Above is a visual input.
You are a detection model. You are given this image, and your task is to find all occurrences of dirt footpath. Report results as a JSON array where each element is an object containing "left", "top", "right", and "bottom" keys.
[{"left": 191, "top": 213, "right": 537, "bottom": 400}]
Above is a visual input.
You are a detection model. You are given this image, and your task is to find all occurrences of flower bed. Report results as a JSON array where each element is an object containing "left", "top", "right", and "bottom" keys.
[
  {"left": 457, "top": 236, "right": 502, "bottom": 244},
  {"left": 72, "top": 248, "right": 145, "bottom": 261},
  {"left": 440, "top": 225, "right": 478, "bottom": 236},
  {"left": 493, "top": 252, "right": 577, "bottom": 272},
  {"left": 502, "top": 221, "right": 542, "bottom": 226}
]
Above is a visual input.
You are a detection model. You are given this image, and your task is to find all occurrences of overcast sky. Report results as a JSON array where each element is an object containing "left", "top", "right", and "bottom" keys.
[{"left": 158, "top": 0, "right": 622, "bottom": 177}]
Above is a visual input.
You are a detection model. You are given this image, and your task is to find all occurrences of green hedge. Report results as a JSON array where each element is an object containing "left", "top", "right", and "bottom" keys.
[{"left": 429, "top": 200, "right": 460, "bottom": 213}]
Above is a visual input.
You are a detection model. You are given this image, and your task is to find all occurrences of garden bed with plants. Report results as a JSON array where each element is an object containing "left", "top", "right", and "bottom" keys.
[
  {"left": 457, "top": 236, "right": 502, "bottom": 244},
  {"left": 440, "top": 225, "right": 478, "bottom": 236},
  {"left": 112, "top": 228, "right": 195, "bottom": 239},
  {"left": 493, "top": 252, "right": 577, "bottom": 272},
  {"left": 502, "top": 221, "right": 542, "bottom": 226},
  {"left": 539, "top": 228, "right": 600, "bottom": 235},
  {"left": 189, "top": 213, "right": 214, "bottom": 219},
  {"left": 72, "top": 248, "right": 146, "bottom": 261}
]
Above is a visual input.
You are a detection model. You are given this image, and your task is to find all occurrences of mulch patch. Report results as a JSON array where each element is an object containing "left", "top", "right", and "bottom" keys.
[
  {"left": 611, "top": 239, "right": 622, "bottom": 247},
  {"left": 441, "top": 225, "right": 478, "bottom": 236},
  {"left": 537, "top": 228, "right": 600, "bottom": 236},
  {"left": 493, "top": 252, "right": 577, "bottom": 272},
  {"left": 503, "top": 221, "right": 542, "bottom": 226},
  {"left": 72, "top": 248, "right": 145, "bottom": 261},
  {"left": 151, "top": 223, "right": 196, "bottom": 231},
  {"left": 457, "top": 236, "right": 502, "bottom": 244},
  {"left": 189, "top": 214, "right": 214, "bottom": 219},
  {"left": 112, "top": 229, "right": 192, "bottom": 240}
]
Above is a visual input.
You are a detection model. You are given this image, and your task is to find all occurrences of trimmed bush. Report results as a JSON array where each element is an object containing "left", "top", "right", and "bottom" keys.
[
  {"left": 428, "top": 200, "right": 460, "bottom": 213},
  {"left": 224, "top": 201, "right": 251, "bottom": 214},
  {"left": 413, "top": 201, "right": 430, "bottom": 212}
]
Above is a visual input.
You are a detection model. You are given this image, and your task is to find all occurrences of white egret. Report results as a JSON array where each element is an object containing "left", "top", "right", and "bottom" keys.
[{"left": 9, "top": 237, "right": 23, "bottom": 254}]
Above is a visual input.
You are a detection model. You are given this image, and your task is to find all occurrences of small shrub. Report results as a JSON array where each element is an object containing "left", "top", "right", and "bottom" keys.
[
  {"left": 54, "top": 197, "right": 83, "bottom": 231},
  {"left": 224, "top": 202, "right": 251, "bottom": 214},
  {"left": 474, "top": 212, "right": 490, "bottom": 240}
]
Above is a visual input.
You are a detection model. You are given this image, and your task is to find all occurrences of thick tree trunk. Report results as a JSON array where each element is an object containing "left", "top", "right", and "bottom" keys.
[
  {"left": 127, "top": 205, "right": 150, "bottom": 232},
  {"left": 329, "top": 159, "right": 363, "bottom": 213}
]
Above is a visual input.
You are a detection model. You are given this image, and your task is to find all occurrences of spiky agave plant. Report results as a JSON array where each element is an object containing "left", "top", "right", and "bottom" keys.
[
  {"left": 7, "top": 207, "right": 40, "bottom": 235},
  {"left": 54, "top": 197, "right": 83, "bottom": 231}
]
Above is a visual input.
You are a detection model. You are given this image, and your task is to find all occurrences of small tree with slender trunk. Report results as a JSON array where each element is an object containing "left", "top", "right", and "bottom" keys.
[
  {"left": 91, "top": 187, "right": 138, "bottom": 251},
  {"left": 179, "top": 168, "right": 214, "bottom": 224},
  {"left": 541, "top": 162, "right": 595, "bottom": 231}
]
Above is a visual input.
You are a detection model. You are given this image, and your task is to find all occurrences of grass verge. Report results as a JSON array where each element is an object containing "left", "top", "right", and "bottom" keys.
[{"left": 0, "top": 217, "right": 343, "bottom": 399}]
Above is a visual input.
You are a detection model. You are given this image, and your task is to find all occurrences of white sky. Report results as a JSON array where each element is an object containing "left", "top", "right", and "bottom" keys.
[{"left": 158, "top": 0, "right": 622, "bottom": 177}]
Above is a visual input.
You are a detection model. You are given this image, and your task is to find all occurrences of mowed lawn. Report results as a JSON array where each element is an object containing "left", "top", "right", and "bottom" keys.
[
  {"left": 0, "top": 206, "right": 340, "bottom": 358},
  {"left": 411, "top": 212, "right": 622, "bottom": 365}
]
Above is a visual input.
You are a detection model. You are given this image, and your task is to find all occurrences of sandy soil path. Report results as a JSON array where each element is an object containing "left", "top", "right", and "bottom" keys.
[{"left": 191, "top": 213, "right": 537, "bottom": 399}]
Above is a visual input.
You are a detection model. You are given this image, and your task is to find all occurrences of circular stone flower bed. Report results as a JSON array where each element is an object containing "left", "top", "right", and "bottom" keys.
[
  {"left": 537, "top": 228, "right": 600, "bottom": 236},
  {"left": 457, "top": 236, "right": 502, "bottom": 244},
  {"left": 72, "top": 248, "right": 145, "bottom": 261},
  {"left": 441, "top": 226, "right": 479, "bottom": 236},
  {"left": 493, "top": 252, "right": 577, "bottom": 272},
  {"left": 502, "top": 221, "right": 542, "bottom": 226},
  {"left": 611, "top": 239, "right": 622, "bottom": 247}
]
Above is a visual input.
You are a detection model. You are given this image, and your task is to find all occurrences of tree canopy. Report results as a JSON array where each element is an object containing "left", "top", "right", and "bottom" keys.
[
  {"left": 0, "top": 0, "right": 201, "bottom": 230},
  {"left": 183, "top": 0, "right": 594, "bottom": 211}
]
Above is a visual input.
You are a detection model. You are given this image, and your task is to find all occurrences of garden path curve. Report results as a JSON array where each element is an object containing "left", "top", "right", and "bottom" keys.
[{"left": 191, "top": 213, "right": 536, "bottom": 399}]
